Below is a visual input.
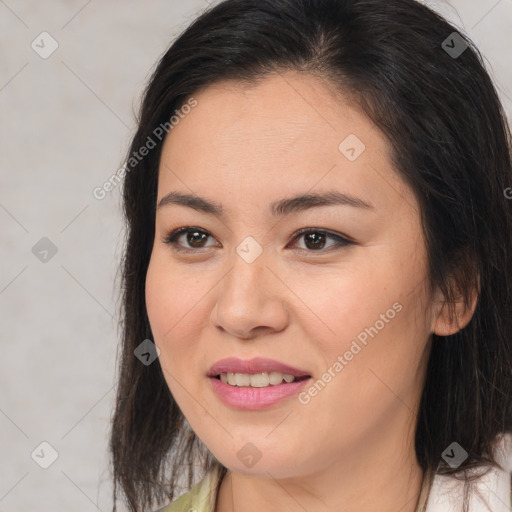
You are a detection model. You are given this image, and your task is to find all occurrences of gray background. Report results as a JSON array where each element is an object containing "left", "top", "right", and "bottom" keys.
[{"left": 1, "top": 1, "right": 511, "bottom": 511}]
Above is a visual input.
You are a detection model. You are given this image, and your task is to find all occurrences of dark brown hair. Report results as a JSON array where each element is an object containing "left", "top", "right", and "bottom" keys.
[{"left": 110, "top": 0, "right": 512, "bottom": 510}]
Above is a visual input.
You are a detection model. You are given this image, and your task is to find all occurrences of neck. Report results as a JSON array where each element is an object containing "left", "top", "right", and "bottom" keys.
[{"left": 215, "top": 416, "right": 426, "bottom": 512}]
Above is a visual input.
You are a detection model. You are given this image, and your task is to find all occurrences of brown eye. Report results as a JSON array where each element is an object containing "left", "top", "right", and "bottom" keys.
[
  {"left": 288, "top": 228, "right": 353, "bottom": 252},
  {"left": 162, "top": 227, "right": 217, "bottom": 252},
  {"left": 303, "top": 231, "right": 328, "bottom": 250}
]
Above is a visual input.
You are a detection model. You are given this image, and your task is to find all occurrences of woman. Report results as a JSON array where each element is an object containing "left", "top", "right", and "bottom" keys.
[{"left": 109, "top": 1, "right": 512, "bottom": 511}]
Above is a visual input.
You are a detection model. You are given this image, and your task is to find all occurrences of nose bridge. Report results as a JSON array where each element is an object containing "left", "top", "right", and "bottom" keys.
[
  {"left": 212, "top": 238, "right": 288, "bottom": 337},
  {"left": 223, "top": 238, "right": 269, "bottom": 302}
]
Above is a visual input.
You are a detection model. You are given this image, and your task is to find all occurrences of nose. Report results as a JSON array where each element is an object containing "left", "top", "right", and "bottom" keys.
[{"left": 210, "top": 248, "right": 289, "bottom": 340}]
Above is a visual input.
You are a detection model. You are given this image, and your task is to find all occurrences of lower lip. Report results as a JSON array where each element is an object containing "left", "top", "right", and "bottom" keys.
[{"left": 208, "top": 376, "right": 311, "bottom": 410}]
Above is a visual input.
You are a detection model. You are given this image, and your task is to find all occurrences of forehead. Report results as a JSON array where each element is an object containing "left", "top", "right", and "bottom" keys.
[
  {"left": 162, "top": 71, "right": 379, "bottom": 157},
  {"left": 157, "top": 71, "right": 408, "bottom": 215}
]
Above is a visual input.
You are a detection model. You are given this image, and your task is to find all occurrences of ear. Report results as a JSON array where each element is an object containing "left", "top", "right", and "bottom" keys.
[{"left": 432, "top": 274, "right": 480, "bottom": 336}]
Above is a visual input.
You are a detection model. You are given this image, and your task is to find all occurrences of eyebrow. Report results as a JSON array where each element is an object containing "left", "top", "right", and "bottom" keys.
[{"left": 157, "top": 190, "right": 375, "bottom": 217}]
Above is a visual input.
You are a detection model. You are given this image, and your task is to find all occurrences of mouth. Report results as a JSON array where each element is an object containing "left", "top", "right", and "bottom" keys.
[
  {"left": 213, "top": 372, "right": 311, "bottom": 388},
  {"left": 211, "top": 372, "right": 311, "bottom": 388},
  {"left": 207, "top": 357, "right": 312, "bottom": 388},
  {"left": 208, "top": 370, "right": 312, "bottom": 410}
]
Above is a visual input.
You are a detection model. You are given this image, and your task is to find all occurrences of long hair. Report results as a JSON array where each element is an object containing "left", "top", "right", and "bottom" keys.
[{"left": 109, "top": 1, "right": 512, "bottom": 510}]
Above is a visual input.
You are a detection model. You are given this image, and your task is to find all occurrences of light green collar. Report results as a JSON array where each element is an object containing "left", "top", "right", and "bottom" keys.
[{"left": 159, "top": 465, "right": 223, "bottom": 512}]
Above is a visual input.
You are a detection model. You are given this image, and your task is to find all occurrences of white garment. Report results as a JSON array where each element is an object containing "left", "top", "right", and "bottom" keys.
[{"left": 426, "top": 433, "right": 512, "bottom": 512}]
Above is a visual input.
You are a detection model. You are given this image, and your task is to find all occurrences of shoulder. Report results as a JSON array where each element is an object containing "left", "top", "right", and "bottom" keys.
[{"left": 156, "top": 465, "right": 223, "bottom": 512}]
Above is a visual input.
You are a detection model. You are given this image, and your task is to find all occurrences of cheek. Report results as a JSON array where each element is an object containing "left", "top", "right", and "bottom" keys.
[
  {"left": 145, "top": 255, "right": 188, "bottom": 360},
  {"left": 145, "top": 256, "right": 200, "bottom": 411},
  {"left": 145, "top": 256, "right": 171, "bottom": 340},
  {"left": 295, "top": 259, "right": 429, "bottom": 404},
  {"left": 292, "top": 265, "right": 402, "bottom": 356},
  {"left": 146, "top": 252, "right": 197, "bottom": 332},
  {"left": 145, "top": 253, "right": 214, "bottom": 373}
]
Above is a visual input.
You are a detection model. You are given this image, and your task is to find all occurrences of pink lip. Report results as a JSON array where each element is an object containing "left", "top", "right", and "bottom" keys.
[
  {"left": 207, "top": 357, "right": 311, "bottom": 378},
  {"left": 209, "top": 376, "right": 311, "bottom": 410},
  {"left": 207, "top": 357, "right": 312, "bottom": 410}
]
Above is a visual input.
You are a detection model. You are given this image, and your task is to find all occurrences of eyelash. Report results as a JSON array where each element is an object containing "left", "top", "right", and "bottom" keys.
[{"left": 161, "top": 226, "right": 354, "bottom": 253}]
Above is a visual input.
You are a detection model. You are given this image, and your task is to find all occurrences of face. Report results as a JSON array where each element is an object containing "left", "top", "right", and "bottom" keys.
[{"left": 145, "top": 71, "right": 437, "bottom": 479}]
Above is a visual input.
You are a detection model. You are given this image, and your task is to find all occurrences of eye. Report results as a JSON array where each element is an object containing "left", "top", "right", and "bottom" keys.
[
  {"left": 162, "top": 226, "right": 353, "bottom": 253},
  {"left": 288, "top": 228, "right": 354, "bottom": 252},
  {"left": 161, "top": 226, "right": 218, "bottom": 252}
]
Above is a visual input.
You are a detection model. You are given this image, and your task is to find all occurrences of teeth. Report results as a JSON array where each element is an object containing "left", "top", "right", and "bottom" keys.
[
  {"left": 269, "top": 371, "right": 285, "bottom": 385},
  {"left": 235, "top": 373, "right": 251, "bottom": 386},
  {"left": 218, "top": 372, "right": 297, "bottom": 387}
]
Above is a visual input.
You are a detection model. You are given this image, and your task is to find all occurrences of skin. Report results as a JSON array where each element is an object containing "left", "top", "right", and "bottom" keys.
[{"left": 145, "top": 70, "right": 477, "bottom": 512}]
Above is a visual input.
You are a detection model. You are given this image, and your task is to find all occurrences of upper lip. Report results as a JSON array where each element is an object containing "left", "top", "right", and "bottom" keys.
[{"left": 207, "top": 357, "right": 311, "bottom": 378}]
